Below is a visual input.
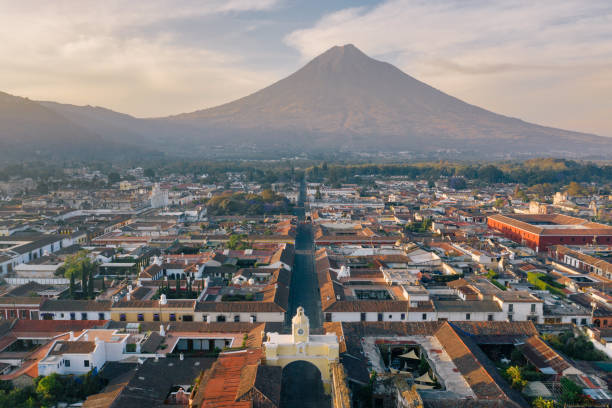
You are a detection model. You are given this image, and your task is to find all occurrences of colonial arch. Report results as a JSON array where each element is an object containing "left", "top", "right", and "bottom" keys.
[
  {"left": 263, "top": 307, "right": 339, "bottom": 394},
  {"left": 280, "top": 360, "right": 329, "bottom": 408}
]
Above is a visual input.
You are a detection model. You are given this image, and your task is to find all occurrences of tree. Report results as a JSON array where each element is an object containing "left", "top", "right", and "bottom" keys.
[
  {"left": 36, "top": 373, "right": 63, "bottom": 406},
  {"left": 493, "top": 198, "right": 505, "bottom": 209},
  {"left": 88, "top": 268, "right": 95, "bottom": 299},
  {"left": 560, "top": 377, "right": 584, "bottom": 404},
  {"left": 505, "top": 366, "right": 526, "bottom": 390},
  {"left": 227, "top": 234, "right": 248, "bottom": 250},
  {"left": 144, "top": 168, "right": 155, "bottom": 180},
  {"left": 69, "top": 274, "right": 76, "bottom": 299},
  {"left": 567, "top": 181, "right": 585, "bottom": 196},
  {"left": 448, "top": 177, "right": 467, "bottom": 190},
  {"left": 532, "top": 397, "right": 554, "bottom": 408},
  {"left": 63, "top": 251, "right": 95, "bottom": 280},
  {"left": 107, "top": 172, "right": 120, "bottom": 184}
]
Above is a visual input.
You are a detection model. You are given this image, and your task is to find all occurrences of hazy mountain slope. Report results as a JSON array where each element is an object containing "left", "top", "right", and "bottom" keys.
[
  {"left": 39, "top": 101, "right": 206, "bottom": 152},
  {"left": 0, "top": 91, "right": 108, "bottom": 158},
  {"left": 39, "top": 101, "right": 148, "bottom": 145},
  {"left": 0, "top": 92, "right": 159, "bottom": 161},
  {"left": 169, "top": 44, "right": 611, "bottom": 155}
]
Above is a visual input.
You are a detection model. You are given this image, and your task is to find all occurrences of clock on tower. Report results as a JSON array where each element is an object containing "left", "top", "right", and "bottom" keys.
[{"left": 292, "top": 306, "right": 310, "bottom": 343}]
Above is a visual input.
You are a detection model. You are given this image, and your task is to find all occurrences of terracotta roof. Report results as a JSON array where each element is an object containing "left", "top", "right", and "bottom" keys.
[
  {"left": 11, "top": 319, "right": 106, "bottom": 335},
  {"left": 324, "top": 300, "right": 410, "bottom": 313},
  {"left": 434, "top": 323, "right": 508, "bottom": 400},
  {"left": 196, "top": 349, "right": 263, "bottom": 408},
  {"left": 521, "top": 335, "right": 571, "bottom": 375},
  {"left": 0, "top": 296, "right": 42, "bottom": 306},
  {"left": 488, "top": 213, "right": 612, "bottom": 236},
  {"left": 235, "top": 364, "right": 282, "bottom": 406},
  {"left": 40, "top": 299, "right": 112, "bottom": 311},
  {"left": 112, "top": 299, "right": 195, "bottom": 309}
]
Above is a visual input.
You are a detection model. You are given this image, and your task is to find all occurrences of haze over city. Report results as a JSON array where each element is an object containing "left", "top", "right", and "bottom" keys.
[{"left": 1, "top": 0, "right": 611, "bottom": 136}]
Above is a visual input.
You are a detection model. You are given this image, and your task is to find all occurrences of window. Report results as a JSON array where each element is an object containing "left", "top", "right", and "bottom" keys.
[
  {"left": 377, "top": 313, "right": 383, "bottom": 322},
  {"left": 70, "top": 313, "right": 76, "bottom": 320},
  {"left": 137, "top": 314, "right": 144, "bottom": 322},
  {"left": 20, "top": 310, "right": 28, "bottom": 319},
  {"left": 98, "top": 313, "right": 105, "bottom": 320},
  {"left": 488, "top": 314, "right": 494, "bottom": 321},
  {"left": 360, "top": 313, "right": 366, "bottom": 321},
  {"left": 81, "top": 313, "right": 88, "bottom": 320},
  {"left": 217, "top": 315, "right": 226, "bottom": 322},
  {"left": 422, "top": 313, "right": 427, "bottom": 321},
  {"left": 169, "top": 314, "right": 176, "bottom": 321},
  {"left": 508, "top": 314, "right": 513, "bottom": 321},
  {"left": 84, "top": 360, "right": 90, "bottom": 367},
  {"left": 203, "top": 315, "right": 208, "bottom": 322},
  {"left": 325, "top": 313, "right": 332, "bottom": 322},
  {"left": 508, "top": 304, "right": 514, "bottom": 313},
  {"left": 153, "top": 314, "right": 160, "bottom": 321},
  {"left": 183, "top": 315, "right": 193, "bottom": 322},
  {"left": 400, "top": 313, "right": 405, "bottom": 320},
  {"left": 120, "top": 314, "right": 126, "bottom": 322},
  {"left": 571, "top": 318, "right": 577, "bottom": 324},
  {"left": 250, "top": 315, "right": 257, "bottom": 323},
  {"left": 530, "top": 304, "right": 536, "bottom": 313},
  {"left": 64, "top": 360, "right": 70, "bottom": 367},
  {"left": 234, "top": 315, "right": 240, "bottom": 322},
  {"left": 466, "top": 313, "right": 471, "bottom": 320}
]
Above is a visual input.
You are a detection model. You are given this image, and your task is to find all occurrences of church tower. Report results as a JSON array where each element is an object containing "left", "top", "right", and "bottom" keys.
[{"left": 292, "top": 306, "right": 309, "bottom": 343}]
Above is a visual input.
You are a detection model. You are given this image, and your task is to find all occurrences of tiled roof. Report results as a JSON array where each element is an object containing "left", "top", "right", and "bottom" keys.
[
  {"left": 434, "top": 323, "right": 507, "bottom": 400},
  {"left": 40, "top": 299, "right": 112, "bottom": 311},
  {"left": 325, "top": 300, "right": 410, "bottom": 313},
  {"left": 521, "top": 335, "right": 571, "bottom": 375},
  {"left": 196, "top": 349, "right": 263, "bottom": 408}
]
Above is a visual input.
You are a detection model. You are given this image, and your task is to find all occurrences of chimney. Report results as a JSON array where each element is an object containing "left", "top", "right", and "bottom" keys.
[
  {"left": 69, "top": 331, "right": 75, "bottom": 341},
  {"left": 180, "top": 353, "right": 184, "bottom": 361},
  {"left": 160, "top": 324, "right": 166, "bottom": 336},
  {"left": 84, "top": 333, "right": 89, "bottom": 341},
  {"left": 128, "top": 285, "right": 133, "bottom": 293},
  {"left": 126, "top": 292, "right": 131, "bottom": 301},
  {"left": 160, "top": 294, "right": 167, "bottom": 305}
]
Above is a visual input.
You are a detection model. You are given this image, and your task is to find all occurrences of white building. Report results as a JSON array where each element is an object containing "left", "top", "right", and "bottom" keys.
[
  {"left": 150, "top": 184, "right": 169, "bottom": 208},
  {"left": 38, "top": 329, "right": 129, "bottom": 376}
]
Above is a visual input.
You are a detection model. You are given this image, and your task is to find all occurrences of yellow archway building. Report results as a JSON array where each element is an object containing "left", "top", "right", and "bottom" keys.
[{"left": 263, "top": 306, "right": 339, "bottom": 393}]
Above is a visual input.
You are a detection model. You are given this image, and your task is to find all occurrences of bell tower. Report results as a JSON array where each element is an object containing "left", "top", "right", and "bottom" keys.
[{"left": 292, "top": 306, "right": 310, "bottom": 343}]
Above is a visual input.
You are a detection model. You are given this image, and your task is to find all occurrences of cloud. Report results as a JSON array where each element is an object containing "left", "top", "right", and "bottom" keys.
[
  {"left": 0, "top": 0, "right": 281, "bottom": 117},
  {"left": 285, "top": 0, "right": 612, "bottom": 136}
]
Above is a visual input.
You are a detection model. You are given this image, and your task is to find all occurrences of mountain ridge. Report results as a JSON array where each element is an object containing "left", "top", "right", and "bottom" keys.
[{"left": 1, "top": 44, "right": 610, "bottom": 160}]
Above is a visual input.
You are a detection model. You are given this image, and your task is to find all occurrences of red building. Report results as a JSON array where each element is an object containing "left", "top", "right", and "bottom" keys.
[
  {"left": 0, "top": 297, "right": 43, "bottom": 320},
  {"left": 487, "top": 213, "right": 612, "bottom": 252}
]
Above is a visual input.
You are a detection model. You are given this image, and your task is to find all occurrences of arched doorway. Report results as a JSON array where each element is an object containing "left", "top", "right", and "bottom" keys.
[{"left": 280, "top": 360, "right": 330, "bottom": 408}]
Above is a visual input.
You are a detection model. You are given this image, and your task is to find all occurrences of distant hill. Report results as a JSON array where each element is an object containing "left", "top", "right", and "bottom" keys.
[
  {"left": 1, "top": 44, "right": 610, "bottom": 160},
  {"left": 0, "top": 91, "right": 107, "bottom": 158},
  {"left": 0, "top": 93, "right": 161, "bottom": 161}
]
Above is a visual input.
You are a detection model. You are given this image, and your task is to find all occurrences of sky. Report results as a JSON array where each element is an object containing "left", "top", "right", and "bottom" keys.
[{"left": 1, "top": 0, "right": 611, "bottom": 137}]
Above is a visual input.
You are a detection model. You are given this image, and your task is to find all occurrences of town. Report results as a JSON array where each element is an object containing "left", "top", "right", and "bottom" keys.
[{"left": 0, "top": 159, "right": 611, "bottom": 407}]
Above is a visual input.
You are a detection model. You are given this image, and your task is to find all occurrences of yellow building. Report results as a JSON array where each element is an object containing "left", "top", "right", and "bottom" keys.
[
  {"left": 110, "top": 295, "right": 196, "bottom": 323},
  {"left": 263, "top": 306, "right": 339, "bottom": 393}
]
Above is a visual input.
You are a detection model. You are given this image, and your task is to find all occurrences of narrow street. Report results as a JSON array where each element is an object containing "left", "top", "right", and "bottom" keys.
[{"left": 288, "top": 180, "right": 322, "bottom": 329}]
